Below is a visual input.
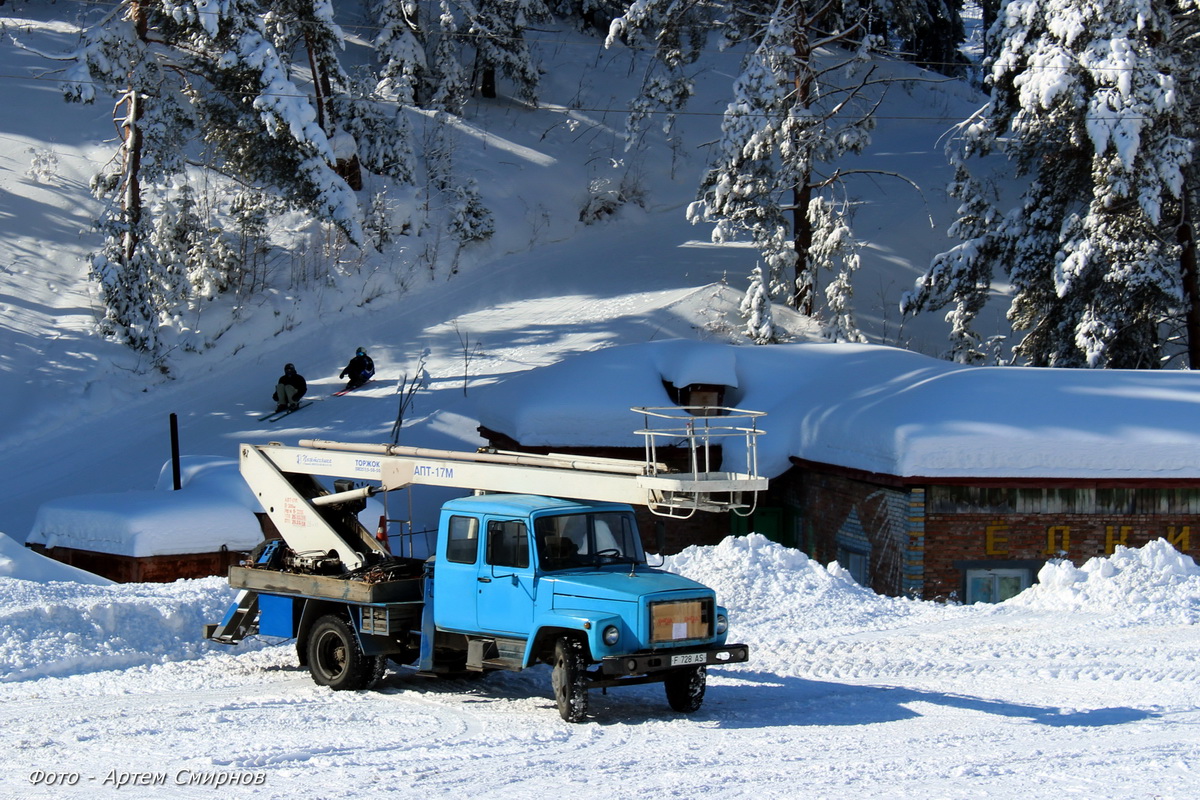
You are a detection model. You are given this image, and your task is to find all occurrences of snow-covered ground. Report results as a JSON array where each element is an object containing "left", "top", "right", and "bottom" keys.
[
  {"left": 3, "top": 4, "right": 1200, "bottom": 798},
  {"left": 2, "top": 536, "right": 1200, "bottom": 798}
]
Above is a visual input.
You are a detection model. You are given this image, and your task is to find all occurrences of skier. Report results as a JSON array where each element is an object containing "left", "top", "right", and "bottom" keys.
[
  {"left": 273, "top": 363, "right": 307, "bottom": 412},
  {"left": 339, "top": 347, "right": 375, "bottom": 391}
]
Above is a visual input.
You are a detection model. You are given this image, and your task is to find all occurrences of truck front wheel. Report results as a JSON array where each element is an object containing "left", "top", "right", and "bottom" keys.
[
  {"left": 664, "top": 665, "right": 706, "bottom": 713},
  {"left": 307, "top": 614, "right": 384, "bottom": 691},
  {"left": 551, "top": 636, "right": 589, "bottom": 723}
]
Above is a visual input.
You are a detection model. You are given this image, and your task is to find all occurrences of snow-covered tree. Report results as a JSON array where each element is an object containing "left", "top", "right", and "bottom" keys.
[
  {"left": 606, "top": 0, "right": 716, "bottom": 154},
  {"left": 449, "top": 178, "right": 495, "bottom": 245},
  {"left": 902, "top": 155, "right": 1003, "bottom": 362},
  {"left": 810, "top": 196, "right": 868, "bottom": 342},
  {"left": 62, "top": 0, "right": 378, "bottom": 353},
  {"left": 906, "top": 0, "right": 1199, "bottom": 368},
  {"left": 612, "top": 1, "right": 888, "bottom": 342},
  {"left": 741, "top": 263, "right": 776, "bottom": 343},
  {"left": 375, "top": 0, "right": 428, "bottom": 105},
  {"left": 553, "top": 0, "right": 626, "bottom": 33},
  {"left": 390, "top": 0, "right": 550, "bottom": 112},
  {"left": 875, "top": 0, "right": 967, "bottom": 75},
  {"left": 269, "top": 0, "right": 403, "bottom": 191},
  {"left": 470, "top": 0, "right": 550, "bottom": 102},
  {"left": 192, "top": 1, "right": 363, "bottom": 239}
]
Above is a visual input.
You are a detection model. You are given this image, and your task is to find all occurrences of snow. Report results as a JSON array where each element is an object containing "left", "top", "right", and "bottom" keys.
[
  {"left": 2, "top": 4, "right": 1200, "bottom": 798},
  {"left": 2, "top": 536, "right": 1200, "bottom": 798},
  {"left": 0, "top": 532, "right": 112, "bottom": 585}
]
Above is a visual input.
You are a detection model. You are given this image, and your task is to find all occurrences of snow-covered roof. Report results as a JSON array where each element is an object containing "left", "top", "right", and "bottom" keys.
[
  {"left": 474, "top": 340, "right": 1200, "bottom": 481},
  {"left": 26, "top": 457, "right": 264, "bottom": 558}
]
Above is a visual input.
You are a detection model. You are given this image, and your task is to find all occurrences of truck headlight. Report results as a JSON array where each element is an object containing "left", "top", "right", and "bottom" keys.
[
  {"left": 716, "top": 614, "right": 728, "bottom": 635},
  {"left": 603, "top": 625, "right": 620, "bottom": 646}
]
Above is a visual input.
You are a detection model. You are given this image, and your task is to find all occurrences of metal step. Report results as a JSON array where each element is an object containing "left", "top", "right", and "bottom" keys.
[{"left": 206, "top": 589, "right": 259, "bottom": 645}]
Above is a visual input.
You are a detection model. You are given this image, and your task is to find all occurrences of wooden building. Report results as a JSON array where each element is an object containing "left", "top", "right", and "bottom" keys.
[
  {"left": 25, "top": 458, "right": 267, "bottom": 583},
  {"left": 474, "top": 339, "right": 1200, "bottom": 603}
]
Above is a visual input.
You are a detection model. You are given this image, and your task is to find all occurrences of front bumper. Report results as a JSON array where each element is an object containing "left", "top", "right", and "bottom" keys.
[{"left": 600, "top": 642, "right": 750, "bottom": 677}]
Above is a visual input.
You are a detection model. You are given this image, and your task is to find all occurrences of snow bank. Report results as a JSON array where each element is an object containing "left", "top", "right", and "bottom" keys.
[
  {"left": 663, "top": 533, "right": 933, "bottom": 638},
  {"left": 1004, "top": 538, "right": 1200, "bottom": 624},
  {"left": 0, "top": 576, "right": 239, "bottom": 682},
  {"left": 0, "top": 532, "right": 111, "bottom": 585}
]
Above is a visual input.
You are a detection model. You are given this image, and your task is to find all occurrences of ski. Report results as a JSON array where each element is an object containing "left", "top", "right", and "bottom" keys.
[
  {"left": 259, "top": 401, "right": 313, "bottom": 423},
  {"left": 332, "top": 379, "right": 373, "bottom": 397}
]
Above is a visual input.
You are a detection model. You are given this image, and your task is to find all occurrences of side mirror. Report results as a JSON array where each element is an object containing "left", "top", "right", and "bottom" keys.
[{"left": 655, "top": 519, "right": 666, "bottom": 553}]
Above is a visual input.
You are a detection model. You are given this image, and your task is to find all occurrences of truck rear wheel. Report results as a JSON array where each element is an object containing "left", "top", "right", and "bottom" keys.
[
  {"left": 307, "top": 614, "right": 384, "bottom": 691},
  {"left": 664, "top": 665, "right": 706, "bottom": 713},
  {"left": 551, "top": 636, "right": 589, "bottom": 723}
]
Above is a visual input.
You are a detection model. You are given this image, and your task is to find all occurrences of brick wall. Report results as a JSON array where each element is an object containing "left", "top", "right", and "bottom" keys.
[
  {"left": 785, "top": 468, "right": 912, "bottom": 596},
  {"left": 923, "top": 512, "right": 1200, "bottom": 599}
]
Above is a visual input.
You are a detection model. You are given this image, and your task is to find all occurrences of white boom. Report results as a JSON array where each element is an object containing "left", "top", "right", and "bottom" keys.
[{"left": 240, "top": 407, "right": 767, "bottom": 572}]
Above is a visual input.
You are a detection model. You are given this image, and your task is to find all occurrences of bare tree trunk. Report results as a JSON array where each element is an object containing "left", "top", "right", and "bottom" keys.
[
  {"left": 121, "top": 0, "right": 148, "bottom": 266},
  {"left": 1179, "top": 192, "right": 1200, "bottom": 368},
  {"left": 792, "top": 183, "right": 813, "bottom": 314},
  {"left": 789, "top": 0, "right": 816, "bottom": 315},
  {"left": 121, "top": 91, "right": 144, "bottom": 266},
  {"left": 480, "top": 65, "right": 497, "bottom": 98},
  {"left": 305, "top": 34, "right": 362, "bottom": 190}
]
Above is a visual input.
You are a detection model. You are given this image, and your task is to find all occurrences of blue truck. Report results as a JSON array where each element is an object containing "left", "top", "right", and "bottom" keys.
[{"left": 208, "top": 411, "right": 765, "bottom": 722}]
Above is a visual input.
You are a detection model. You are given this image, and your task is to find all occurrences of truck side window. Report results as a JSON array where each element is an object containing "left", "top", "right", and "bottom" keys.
[
  {"left": 446, "top": 516, "right": 480, "bottom": 564},
  {"left": 486, "top": 520, "right": 529, "bottom": 569}
]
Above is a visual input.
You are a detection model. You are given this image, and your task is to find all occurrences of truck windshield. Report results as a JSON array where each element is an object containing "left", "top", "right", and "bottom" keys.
[{"left": 534, "top": 511, "right": 644, "bottom": 571}]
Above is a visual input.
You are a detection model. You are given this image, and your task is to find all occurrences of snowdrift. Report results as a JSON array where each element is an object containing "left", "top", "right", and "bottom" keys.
[
  {"left": 1005, "top": 538, "right": 1200, "bottom": 624},
  {"left": 3, "top": 535, "right": 1195, "bottom": 686}
]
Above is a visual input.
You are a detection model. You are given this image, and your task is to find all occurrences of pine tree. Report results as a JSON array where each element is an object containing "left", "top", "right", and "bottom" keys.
[
  {"left": 375, "top": 0, "right": 428, "bottom": 105},
  {"left": 908, "top": 0, "right": 1198, "bottom": 367},
  {"left": 62, "top": 0, "right": 384, "bottom": 352},
  {"left": 192, "top": 0, "right": 363, "bottom": 242},
  {"left": 810, "top": 196, "right": 868, "bottom": 343},
  {"left": 614, "top": 0, "right": 888, "bottom": 340},
  {"left": 902, "top": 156, "right": 1003, "bottom": 362},
  {"left": 876, "top": 0, "right": 967, "bottom": 76},
  {"left": 741, "top": 264, "right": 776, "bottom": 343},
  {"left": 470, "top": 0, "right": 550, "bottom": 103},
  {"left": 605, "top": 0, "right": 716, "bottom": 161},
  {"left": 552, "top": 0, "right": 626, "bottom": 33}
]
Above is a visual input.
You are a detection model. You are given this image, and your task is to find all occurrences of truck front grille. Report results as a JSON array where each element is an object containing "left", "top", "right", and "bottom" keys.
[{"left": 649, "top": 598, "right": 713, "bottom": 644}]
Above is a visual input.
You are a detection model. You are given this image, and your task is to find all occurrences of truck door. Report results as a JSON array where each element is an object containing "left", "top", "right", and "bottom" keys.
[
  {"left": 476, "top": 518, "right": 535, "bottom": 637},
  {"left": 433, "top": 514, "right": 482, "bottom": 632}
]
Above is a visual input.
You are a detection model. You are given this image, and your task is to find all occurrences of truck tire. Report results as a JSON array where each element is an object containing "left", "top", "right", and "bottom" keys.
[
  {"left": 307, "top": 614, "right": 384, "bottom": 691},
  {"left": 664, "top": 665, "right": 706, "bottom": 713},
  {"left": 551, "top": 636, "right": 589, "bottom": 723}
]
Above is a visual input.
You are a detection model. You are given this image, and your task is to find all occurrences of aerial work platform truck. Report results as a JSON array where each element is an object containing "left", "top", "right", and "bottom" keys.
[{"left": 206, "top": 407, "right": 766, "bottom": 721}]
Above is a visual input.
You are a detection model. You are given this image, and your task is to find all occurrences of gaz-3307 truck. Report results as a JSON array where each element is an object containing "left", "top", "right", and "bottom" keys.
[{"left": 207, "top": 408, "right": 766, "bottom": 722}]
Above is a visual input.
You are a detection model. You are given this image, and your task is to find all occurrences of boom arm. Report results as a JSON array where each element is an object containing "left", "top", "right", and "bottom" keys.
[{"left": 241, "top": 407, "right": 767, "bottom": 573}]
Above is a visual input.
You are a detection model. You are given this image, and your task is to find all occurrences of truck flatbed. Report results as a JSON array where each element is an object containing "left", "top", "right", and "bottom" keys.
[{"left": 228, "top": 565, "right": 423, "bottom": 605}]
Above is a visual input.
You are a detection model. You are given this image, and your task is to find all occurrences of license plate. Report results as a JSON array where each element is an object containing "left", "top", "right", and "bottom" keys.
[{"left": 670, "top": 652, "right": 708, "bottom": 666}]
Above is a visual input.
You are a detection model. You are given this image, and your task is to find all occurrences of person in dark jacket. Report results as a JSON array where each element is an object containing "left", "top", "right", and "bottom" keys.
[
  {"left": 339, "top": 347, "right": 375, "bottom": 390},
  {"left": 273, "top": 363, "right": 307, "bottom": 412}
]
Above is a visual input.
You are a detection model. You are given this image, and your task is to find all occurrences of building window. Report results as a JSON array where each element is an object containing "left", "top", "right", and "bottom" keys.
[
  {"left": 965, "top": 568, "right": 1032, "bottom": 604},
  {"left": 837, "top": 547, "right": 869, "bottom": 586}
]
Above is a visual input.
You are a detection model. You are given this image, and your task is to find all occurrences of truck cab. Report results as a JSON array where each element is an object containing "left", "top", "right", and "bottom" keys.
[{"left": 427, "top": 494, "right": 745, "bottom": 721}]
